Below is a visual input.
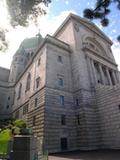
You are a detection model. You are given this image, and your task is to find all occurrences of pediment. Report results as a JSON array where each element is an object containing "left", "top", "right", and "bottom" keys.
[{"left": 82, "top": 36, "right": 109, "bottom": 58}]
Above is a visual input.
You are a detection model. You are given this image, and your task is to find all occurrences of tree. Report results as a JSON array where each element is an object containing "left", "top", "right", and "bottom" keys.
[
  {"left": 0, "top": 0, "right": 51, "bottom": 51},
  {"left": 83, "top": 0, "right": 120, "bottom": 42}
]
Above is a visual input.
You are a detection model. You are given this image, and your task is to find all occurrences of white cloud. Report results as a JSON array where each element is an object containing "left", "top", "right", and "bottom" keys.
[
  {"left": 38, "top": 10, "right": 76, "bottom": 36},
  {"left": 111, "top": 29, "right": 117, "bottom": 33},
  {"left": 65, "top": 1, "right": 69, "bottom": 5},
  {"left": 0, "top": 0, "right": 10, "bottom": 29},
  {"left": 87, "top": 2, "right": 90, "bottom": 6},
  {"left": 112, "top": 43, "right": 120, "bottom": 70},
  {"left": 0, "top": 10, "right": 76, "bottom": 68}
]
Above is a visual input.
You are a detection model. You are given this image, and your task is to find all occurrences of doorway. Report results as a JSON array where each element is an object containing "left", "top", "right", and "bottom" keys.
[{"left": 61, "top": 138, "right": 68, "bottom": 151}]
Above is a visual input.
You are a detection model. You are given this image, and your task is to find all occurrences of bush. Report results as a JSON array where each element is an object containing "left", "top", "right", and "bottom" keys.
[{"left": 13, "top": 119, "right": 26, "bottom": 129}]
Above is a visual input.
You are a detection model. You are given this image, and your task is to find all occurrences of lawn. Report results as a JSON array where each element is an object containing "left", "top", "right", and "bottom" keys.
[{"left": 0, "top": 129, "right": 11, "bottom": 154}]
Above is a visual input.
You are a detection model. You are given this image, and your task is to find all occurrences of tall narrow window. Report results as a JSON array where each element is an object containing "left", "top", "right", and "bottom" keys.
[
  {"left": 38, "top": 58, "right": 41, "bottom": 66},
  {"left": 18, "top": 83, "right": 22, "bottom": 99},
  {"left": 60, "top": 95, "right": 64, "bottom": 105},
  {"left": 36, "top": 77, "right": 40, "bottom": 89},
  {"left": 6, "top": 105, "right": 9, "bottom": 109},
  {"left": 33, "top": 116, "right": 36, "bottom": 126},
  {"left": 75, "top": 99, "right": 79, "bottom": 106},
  {"left": 23, "top": 104, "right": 28, "bottom": 115},
  {"left": 61, "top": 115, "right": 66, "bottom": 125},
  {"left": 58, "top": 78, "right": 63, "bottom": 86},
  {"left": 58, "top": 55, "right": 62, "bottom": 63},
  {"left": 35, "top": 98, "right": 38, "bottom": 107},
  {"left": 8, "top": 96, "right": 10, "bottom": 100},
  {"left": 118, "top": 105, "right": 120, "bottom": 111},
  {"left": 26, "top": 73, "right": 31, "bottom": 91},
  {"left": 76, "top": 115, "right": 80, "bottom": 125}
]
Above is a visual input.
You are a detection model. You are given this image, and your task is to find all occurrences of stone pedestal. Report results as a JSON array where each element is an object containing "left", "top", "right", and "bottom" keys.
[{"left": 9, "top": 135, "right": 37, "bottom": 160}]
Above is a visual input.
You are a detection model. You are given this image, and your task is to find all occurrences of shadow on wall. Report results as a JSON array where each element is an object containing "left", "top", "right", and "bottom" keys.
[{"left": 49, "top": 150, "right": 120, "bottom": 160}]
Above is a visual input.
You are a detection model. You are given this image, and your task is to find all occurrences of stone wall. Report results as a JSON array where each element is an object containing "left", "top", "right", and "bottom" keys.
[
  {"left": 0, "top": 67, "right": 10, "bottom": 82},
  {"left": 13, "top": 46, "right": 46, "bottom": 114},
  {"left": 0, "top": 83, "right": 14, "bottom": 120},
  {"left": 95, "top": 84, "right": 120, "bottom": 149}
]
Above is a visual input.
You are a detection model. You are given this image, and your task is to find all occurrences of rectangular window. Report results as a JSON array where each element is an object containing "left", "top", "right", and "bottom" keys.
[
  {"left": 58, "top": 78, "right": 63, "bottom": 86},
  {"left": 61, "top": 115, "right": 66, "bottom": 125},
  {"left": 76, "top": 115, "right": 80, "bottom": 125},
  {"left": 118, "top": 105, "right": 120, "bottom": 111},
  {"left": 6, "top": 105, "right": 9, "bottom": 109},
  {"left": 33, "top": 116, "right": 36, "bottom": 126},
  {"left": 23, "top": 104, "right": 28, "bottom": 115},
  {"left": 60, "top": 95, "right": 64, "bottom": 105},
  {"left": 38, "top": 58, "right": 41, "bottom": 66},
  {"left": 35, "top": 98, "right": 38, "bottom": 107},
  {"left": 75, "top": 99, "right": 79, "bottom": 106},
  {"left": 58, "top": 55, "right": 62, "bottom": 63},
  {"left": 36, "top": 77, "right": 40, "bottom": 88}
]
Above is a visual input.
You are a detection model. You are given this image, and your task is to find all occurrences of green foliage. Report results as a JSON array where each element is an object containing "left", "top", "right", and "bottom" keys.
[
  {"left": 6, "top": 0, "right": 51, "bottom": 27},
  {"left": 83, "top": 9, "right": 94, "bottom": 19},
  {"left": 13, "top": 119, "right": 26, "bottom": 129},
  {"left": 101, "top": 18, "right": 109, "bottom": 26},
  {"left": 0, "top": 119, "right": 31, "bottom": 154},
  {"left": 0, "top": 129, "right": 11, "bottom": 154},
  {"left": 0, "top": 28, "right": 8, "bottom": 52}
]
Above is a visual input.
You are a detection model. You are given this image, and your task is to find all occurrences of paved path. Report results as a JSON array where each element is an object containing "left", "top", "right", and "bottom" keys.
[{"left": 49, "top": 150, "right": 120, "bottom": 160}]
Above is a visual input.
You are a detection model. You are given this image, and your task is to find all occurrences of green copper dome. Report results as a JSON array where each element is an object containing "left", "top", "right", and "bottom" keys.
[{"left": 15, "top": 33, "right": 43, "bottom": 55}]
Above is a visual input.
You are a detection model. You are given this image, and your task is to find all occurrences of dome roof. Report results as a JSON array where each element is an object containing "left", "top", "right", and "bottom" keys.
[{"left": 15, "top": 34, "right": 43, "bottom": 55}]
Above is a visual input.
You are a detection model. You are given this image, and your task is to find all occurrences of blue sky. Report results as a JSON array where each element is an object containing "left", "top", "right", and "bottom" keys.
[
  {"left": 0, "top": 0, "right": 120, "bottom": 69},
  {"left": 49, "top": 0, "right": 120, "bottom": 41}
]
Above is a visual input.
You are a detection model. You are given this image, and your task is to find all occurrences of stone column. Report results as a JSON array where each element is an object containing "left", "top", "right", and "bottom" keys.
[
  {"left": 112, "top": 70, "right": 117, "bottom": 85},
  {"left": 98, "top": 63, "right": 105, "bottom": 85},
  {"left": 91, "top": 59, "right": 97, "bottom": 84},
  {"left": 115, "top": 71, "right": 120, "bottom": 83},
  {"left": 86, "top": 56, "right": 94, "bottom": 86},
  {"left": 106, "top": 68, "right": 112, "bottom": 85}
]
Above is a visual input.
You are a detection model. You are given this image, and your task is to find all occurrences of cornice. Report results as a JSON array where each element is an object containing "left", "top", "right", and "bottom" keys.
[{"left": 83, "top": 46, "right": 118, "bottom": 67}]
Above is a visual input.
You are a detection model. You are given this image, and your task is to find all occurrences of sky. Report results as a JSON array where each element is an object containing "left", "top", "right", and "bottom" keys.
[{"left": 0, "top": 0, "right": 120, "bottom": 69}]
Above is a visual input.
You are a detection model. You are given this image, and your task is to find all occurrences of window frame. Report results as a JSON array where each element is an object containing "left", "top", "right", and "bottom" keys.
[
  {"left": 23, "top": 104, "right": 29, "bottom": 115},
  {"left": 38, "top": 58, "right": 41, "bottom": 66},
  {"left": 35, "top": 98, "right": 38, "bottom": 107},
  {"left": 36, "top": 77, "right": 40, "bottom": 89},
  {"left": 58, "top": 77, "right": 64, "bottom": 87},
  {"left": 61, "top": 115, "right": 66, "bottom": 125},
  {"left": 26, "top": 73, "right": 31, "bottom": 92},
  {"left": 58, "top": 55, "right": 63, "bottom": 63},
  {"left": 17, "top": 83, "right": 22, "bottom": 99},
  {"left": 60, "top": 95, "right": 64, "bottom": 106}
]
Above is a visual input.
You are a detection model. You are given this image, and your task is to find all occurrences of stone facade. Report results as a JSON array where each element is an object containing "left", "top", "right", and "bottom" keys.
[{"left": 0, "top": 13, "right": 120, "bottom": 153}]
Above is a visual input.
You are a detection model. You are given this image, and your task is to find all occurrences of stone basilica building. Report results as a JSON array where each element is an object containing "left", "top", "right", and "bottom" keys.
[{"left": 0, "top": 14, "right": 120, "bottom": 153}]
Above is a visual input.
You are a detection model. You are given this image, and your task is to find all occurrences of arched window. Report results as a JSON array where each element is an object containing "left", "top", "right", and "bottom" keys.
[
  {"left": 18, "top": 83, "right": 22, "bottom": 99},
  {"left": 26, "top": 73, "right": 31, "bottom": 91}
]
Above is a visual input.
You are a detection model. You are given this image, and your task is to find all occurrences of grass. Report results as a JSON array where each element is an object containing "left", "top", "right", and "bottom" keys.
[{"left": 0, "top": 129, "right": 11, "bottom": 154}]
